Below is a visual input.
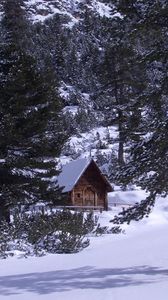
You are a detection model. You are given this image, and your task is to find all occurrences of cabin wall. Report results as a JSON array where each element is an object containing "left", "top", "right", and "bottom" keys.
[
  {"left": 69, "top": 164, "right": 108, "bottom": 210},
  {"left": 84, "top": 163, "right": 108, "bottom": 209}
]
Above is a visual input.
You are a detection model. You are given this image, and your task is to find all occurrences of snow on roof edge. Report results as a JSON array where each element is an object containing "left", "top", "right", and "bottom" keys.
[{"left": 57, "top": 157, "right": 92, "bottom": 193}]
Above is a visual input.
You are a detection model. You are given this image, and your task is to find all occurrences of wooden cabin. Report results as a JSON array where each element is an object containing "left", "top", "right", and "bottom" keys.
[{"left": 57, "top": 158, "right": 113, "bottom": 211}]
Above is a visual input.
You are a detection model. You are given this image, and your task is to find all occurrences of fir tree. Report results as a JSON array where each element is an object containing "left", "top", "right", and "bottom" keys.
[
  {"left": 111, "top": 0, "right": 168, "bottom": 222},
  {"left": 96, "top": 15, "right": 145, "bottom": 166},
  {"left": 0, "top": 0, "right": 67, "bottom": 221}
]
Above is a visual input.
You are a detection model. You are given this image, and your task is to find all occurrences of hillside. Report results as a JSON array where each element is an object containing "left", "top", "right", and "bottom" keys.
[
  {"left": 24, "top": 0, "right": 121, "bottom": 24},
  {"left": 0, "top": 3, "right": 168, "bottom": 297},
  {"left": 1, "top": 0, "right": 168, "bottom": 232}
]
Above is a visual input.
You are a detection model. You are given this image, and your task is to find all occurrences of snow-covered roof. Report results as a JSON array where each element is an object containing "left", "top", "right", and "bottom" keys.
[
  {"left": 57, "top": 157, "right": 112, "bottom": 193},
  {"left": 57, "top": 157, "right": 92, "bottom": 192}
]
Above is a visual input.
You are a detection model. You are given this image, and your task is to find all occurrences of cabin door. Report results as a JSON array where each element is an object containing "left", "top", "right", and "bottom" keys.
[{"left": 84, "top": 187, "right": 95, "bottom": 206}]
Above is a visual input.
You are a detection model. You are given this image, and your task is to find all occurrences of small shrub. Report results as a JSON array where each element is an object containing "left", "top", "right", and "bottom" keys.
[
  {"left": 94, "top": 224, "right": 125, "bottom": 236},
  {"left": 0, "top": 209, "right": 124, "bottom": 258},
  {"left": 0, "top": 209, "right": 98, "bottom": 257}
]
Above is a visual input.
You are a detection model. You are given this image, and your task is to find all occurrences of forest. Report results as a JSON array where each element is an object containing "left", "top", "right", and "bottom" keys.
[{"left": 0, "top": 0, "right": 168, "bottom": 255}]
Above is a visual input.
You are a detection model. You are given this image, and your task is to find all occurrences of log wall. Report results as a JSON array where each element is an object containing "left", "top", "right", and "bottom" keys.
[{"left": 69, "top": 162, "right": 109, "bottom": 210}]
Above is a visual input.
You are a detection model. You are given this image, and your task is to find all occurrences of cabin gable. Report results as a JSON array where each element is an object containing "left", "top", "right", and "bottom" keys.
[{"left": 57, "top": 158, "right": 112, "bottom": 211}]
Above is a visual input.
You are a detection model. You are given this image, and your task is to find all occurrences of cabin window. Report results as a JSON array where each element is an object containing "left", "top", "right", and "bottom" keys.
[{"left": 77, "top": 193, "right": 81, "bottom": 198}]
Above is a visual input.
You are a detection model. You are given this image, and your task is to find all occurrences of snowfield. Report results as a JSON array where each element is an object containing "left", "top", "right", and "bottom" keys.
[{"left": 1, "top": 195, "right": 168, "bottom": 300}]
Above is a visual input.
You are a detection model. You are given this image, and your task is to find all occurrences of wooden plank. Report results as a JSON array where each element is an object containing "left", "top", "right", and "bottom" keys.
[{"left": 72, "top": 189, "right": 75, "bottom": 205}]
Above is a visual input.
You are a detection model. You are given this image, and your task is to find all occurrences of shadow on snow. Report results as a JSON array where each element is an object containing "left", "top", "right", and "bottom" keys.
[{"left": 0, "top": 265, "right": 168, "bottom": 295}]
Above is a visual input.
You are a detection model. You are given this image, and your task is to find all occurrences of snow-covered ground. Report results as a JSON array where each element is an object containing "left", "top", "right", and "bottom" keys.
[
  {"left": 108, "top": 188, "right": 149, "bottom": 207},
  {"left": 25, "top": 0, "right": 123, "bottom": 24},
  {"left": 1, "top": 194, "right": 168, "bottom": 300},
  {"left": 60, "top": 125, "right": 119, "bottom": 167}
]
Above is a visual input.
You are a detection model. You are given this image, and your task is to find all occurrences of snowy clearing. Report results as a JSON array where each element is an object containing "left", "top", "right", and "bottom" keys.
[{"left": 0, "top": 194, "right": 168, "bottom": 300}]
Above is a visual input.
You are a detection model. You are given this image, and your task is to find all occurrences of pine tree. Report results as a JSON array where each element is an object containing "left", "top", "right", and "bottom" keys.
[
  {"left": 111, "top": 0, "right": 168, "bottom": 222},
  {"left": 0, "top": 0, "right": 67, "bottom": 221},
  {"left": 95, "top": 14, "right": 145, "bottom": 167}
]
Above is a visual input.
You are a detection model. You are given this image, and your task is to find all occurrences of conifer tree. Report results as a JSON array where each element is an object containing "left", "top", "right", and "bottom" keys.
[
  {"left": 0, "top": 0, "right": 67, "bottom": 221},
  {"left": 96, "top": 15, "right": 145, "bottom": 166},
  {"left": 111, "top": 0, "right": 168, "bottom": 222}
]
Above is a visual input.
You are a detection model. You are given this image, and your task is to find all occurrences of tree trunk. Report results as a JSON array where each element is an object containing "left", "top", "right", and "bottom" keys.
[
  {"left": 0, "top": 203, "right": 10, "bottom": 223},
  {"left": 118, "top": 109, "right": 125, "bottom": 166}
]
